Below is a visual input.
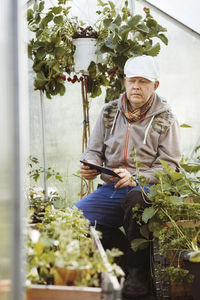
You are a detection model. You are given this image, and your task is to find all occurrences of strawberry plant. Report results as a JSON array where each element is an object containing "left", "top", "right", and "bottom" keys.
[
  {"left": 131, "top": 146, "right": 200, "bottom": 284},
  {"left": 27, "top": 0, "right": 168, "bottom": 102},
  {"left": 27, "top": 0, "right": 75, "bottom": 99}
]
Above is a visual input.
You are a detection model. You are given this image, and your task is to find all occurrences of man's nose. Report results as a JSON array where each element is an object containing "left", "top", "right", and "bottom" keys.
[{"left": 133, "top": 82, "right": 140, "bottom": 89}]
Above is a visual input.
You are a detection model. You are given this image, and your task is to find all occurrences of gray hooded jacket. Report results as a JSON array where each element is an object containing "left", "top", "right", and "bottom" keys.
[{"left": 82, "top": 92, "right": 181, "bottom": 184}]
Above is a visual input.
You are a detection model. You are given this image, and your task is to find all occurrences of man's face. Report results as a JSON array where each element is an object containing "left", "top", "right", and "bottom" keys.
[{"left": 124, "top": 77, "right": 159, "bottom": 109}]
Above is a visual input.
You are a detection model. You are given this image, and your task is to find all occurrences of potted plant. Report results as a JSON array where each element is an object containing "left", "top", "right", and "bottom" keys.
[
  {"left": 131, "top": 147, "right": 200, "bottom": 299},
  {"left": 26, "top": 205, "right": 124, "bottom": 300},
  {"left": 71, "top": 23, "right": 99, "bottom": 74}
]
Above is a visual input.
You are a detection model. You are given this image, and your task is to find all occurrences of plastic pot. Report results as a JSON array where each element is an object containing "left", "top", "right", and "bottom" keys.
[{"left": 73, "top": 38, "right": 97, "bottom": 74}]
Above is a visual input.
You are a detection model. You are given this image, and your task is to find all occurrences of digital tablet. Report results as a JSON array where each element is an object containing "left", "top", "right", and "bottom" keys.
[{"left": 80, "top": 160, "right": 121, "bottom": 179}]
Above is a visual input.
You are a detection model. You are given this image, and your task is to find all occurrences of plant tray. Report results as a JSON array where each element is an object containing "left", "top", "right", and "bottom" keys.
[
  {"left": 26, "top": 285, "right": 101, "bottom": 300},
  {"left": 26, "top": 227, "right": 122, "bottom": 300}
]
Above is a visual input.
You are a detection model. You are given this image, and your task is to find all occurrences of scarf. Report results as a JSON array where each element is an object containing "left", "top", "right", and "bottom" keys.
[{"left": 121, "top": 93, "right": 153, "bottom": 122}]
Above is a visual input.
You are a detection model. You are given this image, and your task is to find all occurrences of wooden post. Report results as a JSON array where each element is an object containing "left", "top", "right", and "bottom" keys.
[
  {"left": 80, "top": 77, "right": 94, "bottom": 198},
  {"left": 40, "top": 91, "right": 48, "bottom": 201}
]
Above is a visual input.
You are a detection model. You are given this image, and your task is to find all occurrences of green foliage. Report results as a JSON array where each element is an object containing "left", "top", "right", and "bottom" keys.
[
  {"left": 28, "top": 0, "right": 168, "bottom": 102},
  {"left": 131, "top": 147, "right": 200, "bottom": 284},
  {"left": 95, "top": 3, "right": 168, "bottom": 102},
  {"left": 28, "top": 155, "right": 63, "bottom": 183},
  {"left": 26, "top": 206, "right": 124, "bottom": 286},
  {"left": 27, "top": 0, "right": 75, "bottom": 99},
  {"left": 28, "top": 156, "right": 65, "bottom": 222}
]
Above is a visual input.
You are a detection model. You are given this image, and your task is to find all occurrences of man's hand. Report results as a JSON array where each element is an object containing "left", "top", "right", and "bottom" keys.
[
  {"left": 80, "top": 161, "right": 100, "bottom": 180},
  {"left": 110, "top": 168, "right": 136, "bottom": 189}
]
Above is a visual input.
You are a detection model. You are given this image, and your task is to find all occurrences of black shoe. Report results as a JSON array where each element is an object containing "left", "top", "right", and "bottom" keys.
[{"left": 122, "top": 267, "right": 150, "bottom": 299}]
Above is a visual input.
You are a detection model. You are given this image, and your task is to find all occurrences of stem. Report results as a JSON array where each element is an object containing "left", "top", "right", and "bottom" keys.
[
  {"left": 80, "top": 77, "right": 94, "bottom": 197},
  {"left": 40, "top": 91, "right": 48, "bottom": 201},
  {"left": 162, "top": 208, "right": 192, "bottom": 250}
]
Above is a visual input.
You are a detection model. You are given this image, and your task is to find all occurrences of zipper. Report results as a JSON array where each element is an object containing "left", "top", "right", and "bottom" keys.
[{"left": 124, "top": 122, "right": 131, "bottom": 169}]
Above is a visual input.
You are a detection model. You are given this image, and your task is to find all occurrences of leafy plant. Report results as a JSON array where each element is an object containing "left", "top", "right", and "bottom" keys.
[
  {"left": 26, "top": 206, "right": 124, "bottom": 287},
  {"left": 131, "top": 146, "right": 200, "bottom": 284},
  {"left": 88, "top": 0, "right": 168, "bottom": 101},
  {"left": 28, "top": 156, "right": 63, "bottom": 183},
  {"left": 27, "top": 0, "right": 75, "bottom": 99},
  {"left": 27, "top": 0, "right": 168, "bottom": 101},
  {"left": 28, "top": 156, "right": 64, "bottom": 223}
]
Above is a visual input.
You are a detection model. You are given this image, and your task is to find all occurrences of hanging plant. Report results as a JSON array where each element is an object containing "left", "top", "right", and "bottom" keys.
[
  {"left": 27, "top": 0, "right": 168, "bottom": 102},
  {"left": 27, "top": 0, "right": 75, "bottom": 99}
]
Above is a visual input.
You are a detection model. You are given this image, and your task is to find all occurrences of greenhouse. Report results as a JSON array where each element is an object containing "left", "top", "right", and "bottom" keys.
[{"left": 1, "top": 0, "right": 200, "bottom": 300}]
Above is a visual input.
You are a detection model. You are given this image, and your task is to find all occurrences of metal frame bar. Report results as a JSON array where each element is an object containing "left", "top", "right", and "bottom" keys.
[
  {"left": 11, "top": 0, "right": 22, "bottom": 299},
  {"left": 128, "top": 0, "right": 135, "bottom": 15},
  {"left": 11, "top": 1, "right": 29, "bottom": 299}
]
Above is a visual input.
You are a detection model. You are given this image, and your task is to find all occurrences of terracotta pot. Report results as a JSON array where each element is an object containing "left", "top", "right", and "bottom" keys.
[{"left": 53, "top": 266, "right": 90, "bottom": 286}]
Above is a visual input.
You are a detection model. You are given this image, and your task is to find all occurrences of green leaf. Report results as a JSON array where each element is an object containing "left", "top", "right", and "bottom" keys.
[
  {"left": 54, "top": 47, "right": 65, "bottom": 58},
  {"left": 140, "top": 224, "right": 150, "bottom": 239},
  {"left": 100, "top": 44, "right": 114, "bottom": 54},
  {"left": 130, "top": 44, "right": 144, "bottom": 55},
  {"left": 36, "top": 47, "right": 46, "bottom": 60},
  {"left": 103, "top": 18, "right": 112, "bottom": 27},
  {"left": 28, "top": 44, "right": 33, "bottom": 60},
  {"left": 39, "top": 1, "right": 45, "bottom": 11},
  {"left": 88, "top": 61, "right": 97, "bottom": 78},
  {"left": 189, "top": 251, "right": 200, "bottom": 262},
  {"left": 54, "top": 15, "right": 63, "bottom": 24},
  {"left": 131, "top": 238, "right": 149, "bottom": 252},
  {"left": 136, "top": 24, "right": 149, "bottom": 33},
  {"left": 59, "top": 83, "right": 66, "bottom": 96},
  {"left": 40, "top": 12, "right": 53, "bottom": 28},
  {"left": 53, "top": 63, "right": 60, "bottom": 73},
  {"left": 142, "top": 206, "right": 155, "bottom": 223},
  {"left": 51, "top": 6, "right": 62, "bottom": 14},
  {"left": 108, "top": 1, "right": 115, "bottom": 10},
  {"left": 46, "top": 174, "right": 52, "bottom": 180},
  {"left": 27, "top": 9, "right": 34, "bottom": 22},
  {"left": 127, "top": 15, "right": 143, "bottom": 28},
  {"left": 169, "top": 196, "right": 183, "bottom": 205},
  {"left": 181, "top": 163, "right": 200, "bottom": 174},
  {"left": 35, "top": 72, "right": 48, "bottom": 87},
  {"left": 113, "top": 14, "right": 121, "bottom": 26},
  {"left": 120, "top": 27, "right": 131, "bottom": 40},
  {"left": 180, "top": 123, "right": 192, "bottom": 128},
  {"left": 157, "top": 33, "right": 168, "bottom": 45},
  {"left": 144, "top": 43, "right": 160, "bottom": 56},
  {"left": 146, "top": 18, "right": 158, "bottom": 28}
]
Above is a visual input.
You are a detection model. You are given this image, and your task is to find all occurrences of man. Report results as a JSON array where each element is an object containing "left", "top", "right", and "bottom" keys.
[{"left": 74, "top": 55, "right": 181, "bottom": 299}]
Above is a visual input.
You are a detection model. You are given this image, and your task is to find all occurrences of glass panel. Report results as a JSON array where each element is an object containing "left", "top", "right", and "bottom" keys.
[
  {"left": 135, "top": 1, "right": 200, "bottom": 156},
  {"left": 0, "top": 2, "right": 13, "bottom": 300},
  {"left": 0, "top": 1, "right": 28, "bottom": 300}
]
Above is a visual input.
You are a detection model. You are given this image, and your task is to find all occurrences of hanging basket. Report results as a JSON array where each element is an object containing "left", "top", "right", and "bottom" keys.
[{"left": 73, "top": 38, "right": 97, "bottom": 74}]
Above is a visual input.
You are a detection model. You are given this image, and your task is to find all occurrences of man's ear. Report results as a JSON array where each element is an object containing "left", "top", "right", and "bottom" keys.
[{"left": 154, "top": 80, "right": 159, "bottom": 90}]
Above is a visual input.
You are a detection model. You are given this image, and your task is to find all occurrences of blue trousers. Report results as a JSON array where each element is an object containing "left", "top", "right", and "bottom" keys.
[{"left": 74, "top": 182, "right": 151, "bottom": 228}]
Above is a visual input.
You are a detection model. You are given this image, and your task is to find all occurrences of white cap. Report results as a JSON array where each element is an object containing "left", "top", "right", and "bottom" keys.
[{"left": 124, "top": 55, "right": 160, "bottom": 82}]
